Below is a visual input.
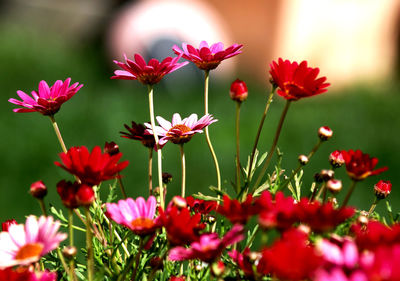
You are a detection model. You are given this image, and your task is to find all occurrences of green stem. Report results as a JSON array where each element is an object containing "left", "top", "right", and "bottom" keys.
[
  {"left": 315, "top": 183, "right": 326, "bottom": 201},
  {"left": 253, "top": 100, "right": 292, "bottom": 189},
  {"left": 130, "top": 239, "right": 144, "bottom": 281},
  {"left": 68, "top": 210, "right": 76, "bottom": 281},
  {"left": 235, "top": 102, "right": 241, "bottom": 194},
  {"left": 38, "top": 198, "right": 47, "bottom": 216},
  {"left": 56, "top": 248, "right": 70, "bottom": 277},
  {"left": 147, "top": 85, "right": 164, "bottom": 209},
  {"left": 180, "top": 144, "right": 186, "bottom": 198},
  {"left": 49, "top": 115, "right": 67, "bottom": 153},
  {"left": 148, "top": 148, "right": 153, "bottom": 196},
  {"left": 85, "top": 208, "right": 94, "bottom": 281},
  {"left": 341, "top": 180, "right": 358, "bottom": 208},
  {"left": 203, "top": 70, "right": 221, "bottom": 193},
  {"left": 246, "top": 89, "right": 275, "bottom": 184},
  {"left": 367, "top": 197, "right": 379, "bottom": 217},
  {"left": 118, "top": 173, "right": 127, "bottom": 199}
]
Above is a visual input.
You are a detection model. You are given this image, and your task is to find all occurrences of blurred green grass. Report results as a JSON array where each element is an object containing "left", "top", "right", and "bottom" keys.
[{"left": 1, "top": 25, "right": 399, "bottom": 223}]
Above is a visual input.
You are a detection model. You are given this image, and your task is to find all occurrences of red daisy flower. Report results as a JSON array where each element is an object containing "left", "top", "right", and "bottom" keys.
[
  {"left": 111, "top": 53, "right": 188, "bottom": 85},
  {"left": 295, "top": 199, "right": 355, "bottom": 233},
  {"left": 352, "top": 221, "right": 400, "bottom": 251},
  {"left": 173, "top": 41, "right": 243, "bottom": 71},
  {"left": 269, "top": 58, "right": 330, "bottom": 100},
  {"left": 120, "top": 121, "right": 156, "bottom": 148},
  {"left": 159, "top": 206, "right": 205, "bottom": 246},
  {"left": 341, "top": 149, "right": 388, "bottom": 181},
  {"left": 55, "top": 146, "right": 129, "bottom": 186},
  {"left": 217, "top": 194, "right": 259, "bottom": 225},
  {"left": 186, "top": 196, "right": 217, "bottom": 215},
  {"left": 9, "top": 78, "right": 83, "bottom": 116}
]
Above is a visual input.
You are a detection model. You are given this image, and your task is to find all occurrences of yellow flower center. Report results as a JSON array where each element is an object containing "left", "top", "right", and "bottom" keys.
[
  {"left": 15, "top": 243, "right": 43, "bottom": 260},
  {"left": 167, "top": 124, "right": 193, "bottom": 144},
  {"left": 131, "top": 217, "right": 155, "bottom": 229}
]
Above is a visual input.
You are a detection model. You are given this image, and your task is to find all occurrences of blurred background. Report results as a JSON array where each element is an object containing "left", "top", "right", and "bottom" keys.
[{"left": 1, "top": 0, "right": 400, "bottom": 224}]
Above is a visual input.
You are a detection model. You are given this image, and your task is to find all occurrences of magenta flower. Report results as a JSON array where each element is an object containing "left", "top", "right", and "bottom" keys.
[
  {"left": 111, "top": 53, "right": 188, "bottom": 85},
  {"left": 168, "top": 224, "right": 244, "bottom": 263},
  {"left": 173, "top": 41, "right": 243, "bottom": 71},
  {"left": 0, "top": 216, "right": 67, "bottom": 269},
  {"left": 106, "top": 196, "right": 161, "bottom": 236},
  {"left": 145, "top": 113, "right": 217, "bottom": 147},
  {"left": 9, "top": 78, "right": 83, "bottom": 116}
]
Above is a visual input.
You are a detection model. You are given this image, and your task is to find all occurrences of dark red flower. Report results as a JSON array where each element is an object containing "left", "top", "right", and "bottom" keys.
[
  {"left": 217, "top": 194, "right": 259, "bottom": 225},
  {"left": 173, "top": 41, "right": 243, "bottom": 71},
  {"left": 111, "top": 53, "right": 188, "bottom": 85},
  {"left": 352, "top": 221, "right": 400, "bottom": 251},
  {"left": 55, "top": 146, "right": 129, "bottom": 186},
  {"left": 230, "top": 79, "right": 248, "bottom": 102},
  {"left": 257, "top": 228, "right": 321, "bottom": 280},
  {"left": 9, "top": 78, "right": 83, "bottom": 116},
  {"left": 269, "top": 58, "right": 330, "bottom": 100},
  {"left": 57, "top": 180, "right": 95, "bottom": 209},
  {"left": 104, "top": 141, "right": 120, "bottom": 156},
  {"left": 159, "top": 206, "right": 205, "bottom": 246},
  {"left": 256, "top": 191, "right": 297, "bottom": 230},
  {"left": 341, "top": 149, "right": 388, "bottom": 181},
  {"left": 120, "top": 121, "right": 156, "bottom": 149},
  {"left": 2, "top": 219, "right": 17, "bottom": 232},
  {"left": 374, "top": 180, "right": 392, "bottom": 199},
  {"left": 186, "top": 196, "right": 217, "bottom": 215},
  {"left": 30, "top": 180, "right": 47, "bottom": 199},
  {"left": 295, "top": 199, "right": 355, "bottom": 233}
]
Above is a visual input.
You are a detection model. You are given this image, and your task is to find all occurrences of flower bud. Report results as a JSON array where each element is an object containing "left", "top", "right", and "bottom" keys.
[
  {"left": 172, "top": 196, "right": 187, "bottom": 209},
  {"left": 297, "top": 224, "right": 311, "bottom": 235},
  {"left": 104, "top": 141, "right": 120, "bottom": 156},
  {"left": 194, "top": 264, "right": 203, "bottom": 272},
  {"left": 207, "top": 215, "right": 216, "bottom": 224},
  {"left": 318, "top": 126, "right": 333, "bottom": 141},
  {"left": 30, "top": 180, "right": 47, "bottom": 199},
  {"left": 374, "top": 180, "right": 392, "bottom": 199},
  {"left": 230, "top": 79, "right": 248, "bottom": 102},
  {"left": 329, "top": 150, "right": 345, "bottom": 168},
  {"left": 62, "top": 246, "right": 77, "bottom": 259},
  {"left": 314, "top": 170, "right": 335, "bottom": 182},
  {"left": 211, "top": 261, "right": 225, "bottom": 277},
  {"left": 2, "top": 219, "right": 17, "bottom": 232},
  {"left": 76, "top": 184, "right": 95, "bottom": 206},
  {"left": 357, "top": 214, "right": 369, "bottom": 225},
  {"left": 162, "top": 172, "right": 173, "bottom": 184},
  {"left": 326, "top": 179, "right": 342, "bottom": 194},
  {"left": 327, "top": 197, "right": 338, "bottom": 206},
  {"left": 298, "top": 155, "right": 309, "bottom": 165}
]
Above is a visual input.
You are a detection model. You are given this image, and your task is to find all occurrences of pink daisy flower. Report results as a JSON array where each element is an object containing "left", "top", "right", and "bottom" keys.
[
  {"left": 0, "top": 216, "right": 67, "bottom": 269},
  {"left": 8, "top": 78, "right": 83, "bottom": 116},
  {"left": 168, "top": 224, "right": 244, "bottom": 263},
  {"left": 172, "top": 41, "right": 243, "bottom": 71},
  {"left": 145, "top": 113, "right": 217, "bottom": 147},
  {"left": 111, "top": 53, "right": 188, "bottom": 85},
  {"left": 105, "top": 196, "right": 161, "bottom": 236}
]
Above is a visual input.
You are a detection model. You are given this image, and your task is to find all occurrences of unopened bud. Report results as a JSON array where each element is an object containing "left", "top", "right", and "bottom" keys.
[
  {"left": 374, "top": 180, "right": 392, "bottom": 199},
  {"left": 76, "top": 185, "right": 95, "bottom": 206},
  {"left": 230, "top": 79, "right": 248, "bottom": 102},
  {"left": 318, "top": 126, "right": 333, "bottom": 141},
  {"left": 211, "top": 261, "right": 225, "bottom": 277},
  {"left": 297, "top": 224, "right": 311, "bottom": 235},
  {"left": 104, "top": 141, "right": 120, "bottom": 156},
  {"left": 329, "top": 150, "right": 345, "bottom": 168},
  {"left": 172, "top": 196, "right": 187, "bottom": 209},
  {"left": 327, "top": 197, "right": 338, "bottom": 207},
  {"left": 357, "top": 214, "right": 369, "bottom": 225},
  {"left": 162, "top": 172, "right": 173, "bottom": 184},
  {"left": 207, "top": 215, "right": 216, "bottom": 224},
  {"left": 249, "top": 252, "right": 261, "bottom": 262},
  {"left": 298, "top": 155, "right": 309, "bottom": 165},
  {"left": 326, "top": 179, "right": 342, "bottom": 194},
  {"left": 62, "top": 246, "right": 77, "bottom": 259},
  {"left": 194, "top": 264, "right": 203, "bottom": 272},
  {"left": 320, "top": 170, "right": 335, "bottom": 182},
  {"left": 30, "top": 180, "right": 47, "bottom": 199}
]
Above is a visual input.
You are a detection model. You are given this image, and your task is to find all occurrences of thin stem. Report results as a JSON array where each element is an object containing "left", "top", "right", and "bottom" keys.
[
  {"left": 315, "top": 183, "right": 326, "bottom": 201},
  {"left": 180, "top": 144, "right": 186, "bottom": 198},
  {"left": 117, "top": 173, "right": 127, "bottom": 199},
  {"left": 85, "top": 208, "right": 94, "bottom": 281},
  {"left": 68, "top": 210, "right": 76, "bottom": 281},
  {"left": 38, "top": 198, "right": 47, "bottom": 216},
  {"left": 247, "top": 89, "right": 275, "bottom": 184},
  {"left": 56, "top": 248, "right": 70, "bottom": 277},
  {"left": 341, "top": 180, "right": 358, "bottom": 208},
  {"left": 203, "top": 70, "right": 221, "bottom": 192},
  {"left": 367, "top": 197, "right": 379, "bottom": 217},
  {"left": 235, "top": 102, "right": 241, "bottom": 194},
  {"left": 148, "top": 148, "right": 153, "bottom": 196},
  {"left": 253, "top": 100, "right": 292, "bottom": 189},
  {"left": 49, "top": 115, "right": 67, "bottom": 153},
  {"left": 130, "top": 238, "right": 144, "bottom": 281},
  {"left": 148, "top": 85, "right": 164, "bottom": 209}
]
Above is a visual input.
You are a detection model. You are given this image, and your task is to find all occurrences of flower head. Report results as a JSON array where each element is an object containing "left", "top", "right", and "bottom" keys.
[
  {"left": 230, "top": 79, "right": 248, "bottom": 102},
  {"left": 0, "top": 216, "right": 66, "bottom": 269},
  {"left": 186, "top": 196, "right": 217, "bottom": 215},
  {"left": 168, "top": 224, "right": 244, "bottom": 263},
  {"left": 120, "top": 121, "right": 157, "bottom": 148},
  {"left": 104, "top": 141, "right": 120, "bottom": 156},
  {"left": 111, "top": 54, "right": 188, "bottom": 85},
  {"left": 374, "top": 180, "right": 392, "bottom": 199},
  {"left": 55, "top": 146, "right": 129, "bottom": 186},
  {"left": 217, "top": 195, "right": 259, "bottom": 225},
  {"left": 145, "top": 113, "right": 217, "bottom": 147},
  {"left": 106, "top": 196, "right": 160, "bottom": 236},
  {"left": 9, "top": 78, "right": 83, "bottom": 116},
  {"left": 329, "top": 150, "right": 345, "bottom": 168},
  {"left": 57, "top": 180, "right": 96, "bottom": 209},
  {"left": 173, "top": 41, "right": 243, "bottom": 71},
  {"left": 341, "top": 149, "right": 388, "bottom": 181},
  {"left": 30, "top": 180, "right": 47, "bottom": 199},
  {"left": 269, "top": 58, "right": 330, "bottom": 100}
]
